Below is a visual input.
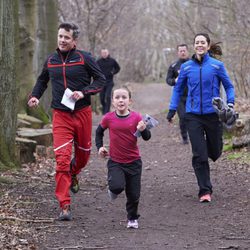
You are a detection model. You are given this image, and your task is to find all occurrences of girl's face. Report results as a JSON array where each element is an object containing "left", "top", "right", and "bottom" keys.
[
  {"left": 194, "top": 35, "right": 210, "bottom": 58},
  {"left": 112, "top": 89, "right": 131, "bottom": 115}
]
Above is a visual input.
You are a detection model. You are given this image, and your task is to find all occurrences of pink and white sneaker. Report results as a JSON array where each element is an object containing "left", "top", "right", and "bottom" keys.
[
  {"left": 199, "top": 194, "right": 212, "bottom": 203},
  {"left": 127, "top": 219, "right": 139, "bottom": 229}
]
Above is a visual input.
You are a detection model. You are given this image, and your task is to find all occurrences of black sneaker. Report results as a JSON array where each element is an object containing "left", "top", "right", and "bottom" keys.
[
  {"left": 70, "top": 158, "right": 79, "bottom": 194},
  {"left": 58, "top": 205, "right": 72, "bottom": 221},
  {"left": 70, "top": 174, "right": 79, "bottom": 193}
]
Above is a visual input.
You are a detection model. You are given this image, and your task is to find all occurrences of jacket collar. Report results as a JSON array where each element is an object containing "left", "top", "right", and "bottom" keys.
[
  {"left": 179, "top": 58, "right": 189, "bottom": 64},
  {"left": 192, "top": 52, "right": 210, "bottom": 64},
  {"left": 56, "top": 47, "right": 76, "bottom": 55}
]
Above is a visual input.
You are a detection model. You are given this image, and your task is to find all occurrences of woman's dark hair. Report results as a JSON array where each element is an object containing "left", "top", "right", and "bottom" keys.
[
  {"left": 194, "top": 33, "right": 211, "bottom": 45},
  {"left": 194, "top": 33, "right": 222, "bottom": 59},
  {"left": 58, "top": 22, "right": 80, "bottom": 40},
  {"left": 209, "top": 42, "right": 223, "bottom": 59}
]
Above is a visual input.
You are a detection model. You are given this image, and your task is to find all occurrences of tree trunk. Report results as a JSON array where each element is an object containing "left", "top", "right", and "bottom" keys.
[
  {"left": 34, "top": 0, "right": 58, "bottom": 115},
  {"left": 18, "top": 0, "right": 36, "bottom": 113},
  {"left": 18, "top": 0, "right": 58, "bottom": 121},
  {"left": 0, "top": 0, "right": 19, "bottom": 168}
]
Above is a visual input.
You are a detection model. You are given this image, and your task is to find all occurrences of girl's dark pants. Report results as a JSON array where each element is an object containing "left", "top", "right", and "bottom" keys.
[
  {"left": 107, "top": 159, "right": 142, "bottom": 220},
  {"left": 185, "top": 113, "right": 223, "bottom": 197}
]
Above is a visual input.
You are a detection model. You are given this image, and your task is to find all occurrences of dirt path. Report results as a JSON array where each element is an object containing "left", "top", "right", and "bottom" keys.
[{"left": 1, "top": 83, "right": 249, "bottom": 250}]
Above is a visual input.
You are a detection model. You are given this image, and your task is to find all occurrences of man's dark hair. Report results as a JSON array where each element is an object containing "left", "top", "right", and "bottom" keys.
[
  {"left": 177, "top": 44, "right": 188, "bottom": 50},
  {"left": 58, "top": 22, "right": 80, "bottom": 40}
]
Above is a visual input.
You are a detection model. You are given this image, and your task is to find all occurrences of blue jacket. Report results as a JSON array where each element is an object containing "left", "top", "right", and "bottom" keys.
[{"left": 169, "top": 53, "right": 235, "bottom": 114}]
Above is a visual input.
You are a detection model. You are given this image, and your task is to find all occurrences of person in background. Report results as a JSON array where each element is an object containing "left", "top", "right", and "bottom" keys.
[
  {"left": 28, "top": 22, "right": 105, "bottom": 220},
  {"left": 97, "top": 48, "right": 120, "bottom": 114},
  {"left": 167, "top": 33, "right": 235, "bottom": 203},
  {"left": 166, "top": 44, "right": 189, "bottom": 144},
  {"left": 95, "top": 86, "right": 151, "bottom": 229}
]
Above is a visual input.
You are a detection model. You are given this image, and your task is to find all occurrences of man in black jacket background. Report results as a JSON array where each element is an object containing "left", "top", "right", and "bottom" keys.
[
  {"left": 97, "top": 49, "right": 120, "bottom": 114},
  {"left": 166, "top": 44, "right": 189, "bottom": 144}
]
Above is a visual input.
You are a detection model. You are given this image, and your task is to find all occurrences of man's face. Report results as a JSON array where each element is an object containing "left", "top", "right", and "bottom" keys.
[
  {"left": 101, "top": 49, "right": 109, "bottom": 58},
  {"left": 57, "top": 28, "right": 76, "bottom": 52},
  {"left": 177, "top": 46, "right": 189, "bottom": 60}
]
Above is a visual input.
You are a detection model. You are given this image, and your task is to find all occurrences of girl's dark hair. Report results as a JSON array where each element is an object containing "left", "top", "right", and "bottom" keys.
[
  {"left": 58, "top": 22, "right": 80, "bottom": 40},
  {"left": 194, "top": 33, "right": 222, "bottom": 59},
  {"left": 112, "top": 86, "right": 132, "bottom": 99}
]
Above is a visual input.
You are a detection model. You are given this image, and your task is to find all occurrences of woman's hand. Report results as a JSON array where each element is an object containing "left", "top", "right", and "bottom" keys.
[{"left": 166, "top": 109, "right": 176, "bottom": 123}]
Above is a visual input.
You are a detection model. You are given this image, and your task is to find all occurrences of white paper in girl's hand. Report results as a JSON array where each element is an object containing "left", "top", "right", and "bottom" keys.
[
  {"left": 61, "top": 88, "right": 76, "bottom": 110},
  {"left": 134, "top": 114, "right": 159, "bottom": 137}
]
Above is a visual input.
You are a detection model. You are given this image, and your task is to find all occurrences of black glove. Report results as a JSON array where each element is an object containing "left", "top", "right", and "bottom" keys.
[
  {"left": 166, "top": 109, "right": 176, "bottom": 122},
  {"left": 225, "top": 103, "right": 238, "bottom": 127},
  {"left": 212, "top": 98, "right": 238, "bottom": 127}
]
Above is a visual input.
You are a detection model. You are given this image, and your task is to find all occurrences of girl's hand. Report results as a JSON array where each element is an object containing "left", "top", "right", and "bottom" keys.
[
  {"left": 137, "top": 120, "right": 146, "bottom": 132},
  {"left": 98, "top": 147, "right": 109, "bottom": 158}
]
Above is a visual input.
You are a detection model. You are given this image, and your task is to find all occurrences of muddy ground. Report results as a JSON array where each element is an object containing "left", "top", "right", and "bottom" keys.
[{"left": 0, "top": 83, "right": 249, "bottom": 250}]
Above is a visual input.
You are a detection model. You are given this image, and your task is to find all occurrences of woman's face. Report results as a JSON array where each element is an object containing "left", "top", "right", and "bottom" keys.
[{"left": 194, "top": 35, "right": 210, "bottom": 57}]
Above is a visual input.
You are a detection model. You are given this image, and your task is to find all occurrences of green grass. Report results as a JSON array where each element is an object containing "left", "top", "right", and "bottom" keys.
[
  {"left": 223, "top": 129, "right": 233, "bottom": 140},
  {"left": 223, "top": 144, "right": 233, "bottom": 152},
  {"left": 225, "top": 149, "right": 250, "bottom": 165},
  {"left": 222, "top": 129, "right": 233, "bottom": 152},
  {"left": 0, "top": 176, "right": 14, "bottom": 185},
  {"left": 227, "top": 152, "right": 244, "bottom": 160}
]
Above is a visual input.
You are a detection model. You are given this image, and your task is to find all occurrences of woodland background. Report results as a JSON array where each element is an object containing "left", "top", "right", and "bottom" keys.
[{"left": 0, "top": 0, "right": 250, "bottom": 168}]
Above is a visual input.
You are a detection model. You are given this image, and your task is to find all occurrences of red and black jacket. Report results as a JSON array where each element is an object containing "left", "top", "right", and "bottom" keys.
[{"left": 31, "top": 48, "right": 106, "bottom": 111}]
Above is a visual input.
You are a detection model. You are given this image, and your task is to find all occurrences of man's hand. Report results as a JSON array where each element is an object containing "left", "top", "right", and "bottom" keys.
[
  {"left": 28, "top": 97, "right": 39, "bottom": 107},
  {"left": 98, "top": 146, "right": 109, "bottom": 158},
  {"left": 166, "top": 109, "right": 176, "bottom": 122},
  {"left": 72, "top": 91, "right": 84, "bottom": 101}
]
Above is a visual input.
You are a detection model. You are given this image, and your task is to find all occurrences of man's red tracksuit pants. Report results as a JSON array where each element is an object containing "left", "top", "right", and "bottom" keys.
[{"left": 52, "top": 106, "right": 92, "bottom": 208}]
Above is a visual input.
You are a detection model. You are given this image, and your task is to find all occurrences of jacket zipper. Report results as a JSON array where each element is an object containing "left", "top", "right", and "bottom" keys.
[
  {"left": 212, "top": 76, "right": 214, "bottom": 97},
  {"left": 200, "top": 65, "right": 203, "bottom": 114},
  {"left": 59, "top": 51, "right": 70, "bottom": 89}
]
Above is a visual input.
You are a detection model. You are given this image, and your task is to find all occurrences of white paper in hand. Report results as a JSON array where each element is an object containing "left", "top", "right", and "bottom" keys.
[
  {"left": 61, "top": 88, "right": 76, "bottom": 110},
  {"left": 134, "top": 114, "right": 159, "bottom": 137}
]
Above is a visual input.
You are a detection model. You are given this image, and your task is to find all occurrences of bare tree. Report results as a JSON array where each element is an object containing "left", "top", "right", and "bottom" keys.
[
  {"left": 58, "top": 0, "right": 133, "bottom": 54},
  {"left": 0, "top": 0, "right": 19, "bottom": 168},
  {"left": 57, "top": 0, "right": 249, "bottom": 97}
]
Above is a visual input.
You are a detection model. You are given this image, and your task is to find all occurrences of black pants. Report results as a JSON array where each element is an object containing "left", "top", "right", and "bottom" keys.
[
  {"left": 107, "top": 159, "right": 142, "bottom": 220},
  {"left": 177, "top": 99, "right": 188, "bottom": 141},
  {"left": 185, "top": 113, "right": 223, "bottom": 197},
  {"left": 100, "top": 82, "right": 114, "bottom": 114}
]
